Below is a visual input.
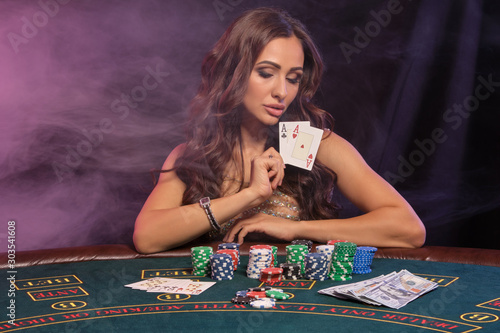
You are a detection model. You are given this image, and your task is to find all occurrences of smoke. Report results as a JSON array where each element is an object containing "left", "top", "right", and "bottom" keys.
[
  {"left": 0, "top": 0, "right": 498, "bottom": 250},
  {"left": 0, "top": 0, "right": 229, "bottom": 250}
]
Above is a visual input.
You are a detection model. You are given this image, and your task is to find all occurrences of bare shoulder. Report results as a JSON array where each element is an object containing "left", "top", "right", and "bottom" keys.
[
  {"left": 157, "top": 143, "right": 187, "bottom": 182},
  {"left": 161, "top": 143, "right": 186, "bottom": 169},
  {"left": 141, "top": 144, "right": 188, "bottom": 210},
  {"left": 317, "top": 130, "right": 367, "bottom": 172}
]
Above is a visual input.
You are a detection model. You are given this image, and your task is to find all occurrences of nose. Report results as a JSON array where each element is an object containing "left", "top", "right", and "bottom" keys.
[{"left": 272, "top": 76, "right": 287, "bottom": 101}]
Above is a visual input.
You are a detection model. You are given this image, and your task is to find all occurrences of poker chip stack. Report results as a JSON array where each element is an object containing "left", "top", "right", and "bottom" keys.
[
  {"left": 191, "top": 246, "right": 213, "bottom": 276},
  {"left": 353, "top": 246, "right": 377, "bottom": 274},
  {"left": 279, "top": 262, "right": 302, "bottom": 280},
  {"left": 304, "top": 252, "right": 329, "bottom": 281},
  {"left": 209, "top": 253, "right": 234, "bottom": 280},
  {"left": 291, "top": 239, "right": 313, "bottom": 252},
  {"left": 216, "top": 249, "right": 239, "bottom": 271},
  {"left": 218, "top": 243, "right": 240, "bottom": 266},
  {"left": 247, "top": 247, "right": 274, "bottom": 279},
  {"left": 286, "top": 244, "right": 309, "bottom": 276},
  {"left": 271, "top": 245, "right": 278, "bottom": 267},
  {"left": 315, "top": 245, "right": 336, "bottom": 271},
  {"left": 329, "top": 242, "right": 357, "bottom": 281},
  {"left": 250, "top": 245, "right": 275, "bottom": 265},
  {"left": 259, "top": 267, "right": 283, "bottom": 283}
]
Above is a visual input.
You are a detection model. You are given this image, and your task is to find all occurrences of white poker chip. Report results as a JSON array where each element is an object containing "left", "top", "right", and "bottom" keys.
[{"left": 250, "top": 298, "right": 276, "bottom": 309}]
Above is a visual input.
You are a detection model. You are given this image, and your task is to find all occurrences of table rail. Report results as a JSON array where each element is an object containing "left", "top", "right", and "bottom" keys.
[{"left": 2, "top": 243, "right": 500, "bottom": 269}]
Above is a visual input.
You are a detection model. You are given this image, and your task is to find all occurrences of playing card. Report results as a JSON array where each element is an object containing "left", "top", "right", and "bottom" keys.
[
  {"left": 125, "top": 277, "right": 216, "bottom": 295},
  {"left": 286, "top": 126, "right": 323, "bottom": 170},
  {"left": 279, "top": 121, "right": 309, "bottom": 163},
  {"left": 182, "top": 281, "right": 216, "bottom": 295},
  {"left": 125, "top": 277, "right": 177, "bottom": 290},
  {"left": 145, "top": 279, "right": 192, "bottom": 293}
]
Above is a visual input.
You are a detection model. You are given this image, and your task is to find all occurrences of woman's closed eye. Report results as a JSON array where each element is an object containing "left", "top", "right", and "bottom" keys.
[
  {"left": 287, "top": 74, "right": 302, "bottom": 84},
  {"left": 257, "top": 70, "right": 302, "bottom": 84},
  {"left": 257, "top": 70, "right": 273, "bottom": 79}
]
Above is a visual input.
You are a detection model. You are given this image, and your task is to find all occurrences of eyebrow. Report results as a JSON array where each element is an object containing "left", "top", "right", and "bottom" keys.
[{"left": 255, "top": 60, "right": 303, "bottom": 72}]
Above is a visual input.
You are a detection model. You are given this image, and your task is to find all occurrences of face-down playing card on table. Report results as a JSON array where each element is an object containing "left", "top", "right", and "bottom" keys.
[{"left": 279, "top": 121, "right": 323, "bottom": 171}]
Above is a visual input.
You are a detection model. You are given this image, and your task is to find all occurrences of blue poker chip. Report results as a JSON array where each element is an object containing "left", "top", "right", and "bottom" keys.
[
  {"left": 210, "top": 254, "right": 234, "bottom": 280},
  {"left": 353, "top": 267, "right": 372, "bottom": 272},
  {"left": 218, "top": 242, "right": 240, "bottom": 249},
  {"left": 354, "top": 254, "right": 375, "bottom": 258},
  {"left": 236, "top": 290, "right": 248, "bottom": 297},
  {"left": 354, "top": 258, "right": 374, "bottom": 262},
  {"left": 356, "top": 246, "right": 377, "bottom": 252}
]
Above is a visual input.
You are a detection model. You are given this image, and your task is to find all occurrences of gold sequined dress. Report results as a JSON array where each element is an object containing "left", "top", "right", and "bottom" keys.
[{"left": 213, "top": 190, "right": 301, "bottom": 238}]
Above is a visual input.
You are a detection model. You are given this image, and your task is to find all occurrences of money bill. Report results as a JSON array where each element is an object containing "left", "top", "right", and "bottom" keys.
[{"left": 318, "top": 270, "right": 438, "bottom": 309}]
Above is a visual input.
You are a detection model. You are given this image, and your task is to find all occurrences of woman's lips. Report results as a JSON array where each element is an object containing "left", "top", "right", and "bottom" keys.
[{"left": 264, "top": 104, "right": 285, "bottom": 117}]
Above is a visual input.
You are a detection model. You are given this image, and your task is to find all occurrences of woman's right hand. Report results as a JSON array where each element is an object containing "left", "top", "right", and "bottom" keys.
[{"left": 246, "top": 147, "right": 285, "bottom": 206}]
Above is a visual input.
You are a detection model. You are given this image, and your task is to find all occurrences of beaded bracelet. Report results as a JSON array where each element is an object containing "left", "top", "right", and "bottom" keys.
[{"left": 199, "top": 197, "right": 221, "bottom": 233}]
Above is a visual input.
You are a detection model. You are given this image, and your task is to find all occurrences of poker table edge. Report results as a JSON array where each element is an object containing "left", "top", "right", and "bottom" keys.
[{"left": 2, "top": 243, "right": 500, "bottom": 269}]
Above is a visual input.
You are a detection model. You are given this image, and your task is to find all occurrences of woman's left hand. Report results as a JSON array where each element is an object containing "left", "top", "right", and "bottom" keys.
[{"left": 223, "top": 213, "right": 298, "bottom": 244}]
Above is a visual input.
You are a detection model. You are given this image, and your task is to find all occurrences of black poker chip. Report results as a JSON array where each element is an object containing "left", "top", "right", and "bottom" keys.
[
  {"left": 247, "top": 287, "right": 272, "bottom": 292},
  {"left": 280, "top": 262, "right": 302, "bottom": 279},
  {"left": 231, "top": 296, "right": 252, "bottom": 304}
]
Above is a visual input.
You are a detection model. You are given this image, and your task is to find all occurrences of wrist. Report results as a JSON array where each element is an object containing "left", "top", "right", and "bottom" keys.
[
  {"left": 199, "top": 197, "right": 221, "bottom": 233},
  {"left": 290, "top": 220, "right": 305, "bottom": 240},
  {"left": 240, "top": 187, "right": 265, "bottom": 208}
]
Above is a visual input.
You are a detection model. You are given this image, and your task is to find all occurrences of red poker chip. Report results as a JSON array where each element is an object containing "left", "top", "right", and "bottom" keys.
[
  {"left": 250, "top": 245, "right": 273, "bottom": 250},
  {"left": 260, "top": 277, "right": 281, "bottom": 282},
  {"left": 261, "top": 267, "right": 283, "bottom": 275},
  {"left": 246, "top": 291, "right": 267, "bottom": 299},
  {"left": 327, "top": 240, "right": 348, "bottom": 245},
  {"left": 259, "top": 267, "right": 283, "bottom": 282}
]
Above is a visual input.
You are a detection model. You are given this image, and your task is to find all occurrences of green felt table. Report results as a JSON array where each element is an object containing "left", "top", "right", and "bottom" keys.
[{"left": 2, "top": 254, "right": 500, "bottom": 332}]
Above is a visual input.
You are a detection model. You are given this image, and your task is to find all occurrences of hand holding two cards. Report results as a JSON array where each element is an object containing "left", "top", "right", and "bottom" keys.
[{"left": 279, "top": 121, "right": 323, "bottom": 171}]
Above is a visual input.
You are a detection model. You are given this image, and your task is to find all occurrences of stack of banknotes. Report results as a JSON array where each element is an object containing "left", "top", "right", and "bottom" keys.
[{"left": 318, "top": 269, "right": 438, "bottom": 309}]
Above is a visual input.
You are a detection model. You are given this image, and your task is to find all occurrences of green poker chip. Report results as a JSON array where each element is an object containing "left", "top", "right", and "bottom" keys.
[
  {"left": 330, "top": 275, "right": 353, "bottom": 281},
  {"left": 265, "top": 290, "right": 290, "bottom": 300}
]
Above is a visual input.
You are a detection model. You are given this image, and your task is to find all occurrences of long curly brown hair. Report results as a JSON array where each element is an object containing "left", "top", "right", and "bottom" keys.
[{"left": 173, "top": 7, "right": 340, "bottom": 220}]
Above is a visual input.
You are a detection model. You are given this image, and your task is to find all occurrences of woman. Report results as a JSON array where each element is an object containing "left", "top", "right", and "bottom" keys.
[{"left": 133, "top": 7, "right": 426, "bottom": 254}]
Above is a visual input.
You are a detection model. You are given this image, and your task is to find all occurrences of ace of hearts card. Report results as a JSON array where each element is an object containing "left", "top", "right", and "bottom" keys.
[{"left": 279, "top": 121, "right": 323, "bottom": 171}]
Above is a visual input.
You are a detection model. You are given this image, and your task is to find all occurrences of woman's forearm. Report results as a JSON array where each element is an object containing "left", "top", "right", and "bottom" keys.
[
  {"left": 133, "top": 188, "right": 261, "bottom": 253},
  {"left": 293, "top": 206, "right": 426, "bottom": 248}
]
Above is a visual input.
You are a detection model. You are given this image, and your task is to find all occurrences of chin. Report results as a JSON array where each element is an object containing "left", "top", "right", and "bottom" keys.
[{"left": 264, "top": 115, "right": 281, "bottom": 126}]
